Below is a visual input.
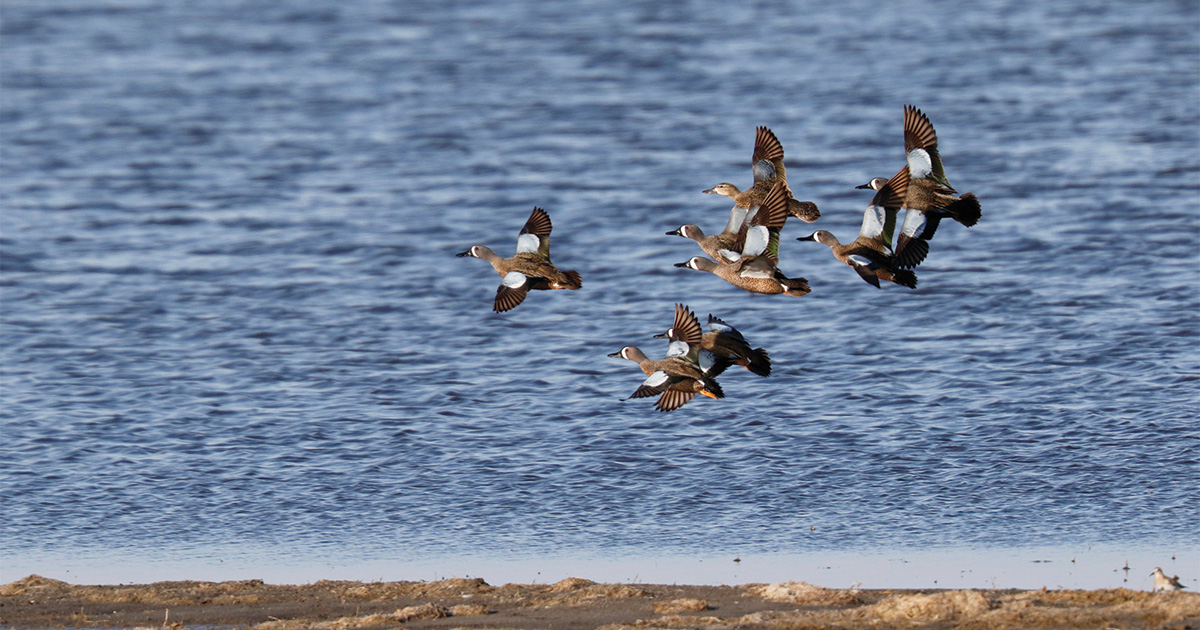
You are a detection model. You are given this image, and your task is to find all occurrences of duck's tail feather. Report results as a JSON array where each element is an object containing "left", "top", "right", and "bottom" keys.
[{"left": 948, "top": 193, "right": 981, "bottom": 227}]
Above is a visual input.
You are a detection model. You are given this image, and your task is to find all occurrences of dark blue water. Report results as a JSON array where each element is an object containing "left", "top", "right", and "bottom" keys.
[{"left": 2, "top": 0, "right": 1198, "bottom": 586}]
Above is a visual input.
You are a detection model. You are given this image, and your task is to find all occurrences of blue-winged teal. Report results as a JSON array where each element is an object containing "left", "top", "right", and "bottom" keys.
[
  {"left": 665, "top": 203, "right": 747, "bottom": 265},
  {"left": 799, "top": 168, "right": 917, "bottom": 289},
  {"left": 656, "top": 314, "right": 770, "bottom": 377},
  {"left": 677, "top": 181, "right": 811, "bottom": 296},
  {"left": 858, "top": 105, "right": 981, "bottom": 269},
  {"left": 609, "top": 304, "right": 724, "bottom": 412},
  {"left": 703, "top": 126, "right": 821, "bottom": 223},
  {"left": 457, "top": 207, "right": 582, "bottom": 312}
]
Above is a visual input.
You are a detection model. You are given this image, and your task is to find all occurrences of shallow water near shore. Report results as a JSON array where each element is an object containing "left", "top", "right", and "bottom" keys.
[
  {"left": 2, "top": 0, "right": 1198, "bottom": 588},
  {"left": 4, "top": 545, "right": 1196, "bottom": 592}
]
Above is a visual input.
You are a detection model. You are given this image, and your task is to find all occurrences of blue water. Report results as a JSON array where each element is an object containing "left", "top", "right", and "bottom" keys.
[{"left": 2, "top": 0, "right": 1198, "bottom": 588}]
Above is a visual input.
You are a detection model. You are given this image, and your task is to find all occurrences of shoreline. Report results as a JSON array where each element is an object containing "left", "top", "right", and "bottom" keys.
[
  {"left": 4, "top": 574, "right": 1198, "bottom": 630},
  {"left": 5, "top": 544, "right": 1195, "bottom": 591}
]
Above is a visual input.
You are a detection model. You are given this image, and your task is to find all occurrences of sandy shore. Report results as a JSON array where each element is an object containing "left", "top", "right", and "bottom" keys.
[{"left": 3, "top": 574, "right": 1198, "bottom": 629}]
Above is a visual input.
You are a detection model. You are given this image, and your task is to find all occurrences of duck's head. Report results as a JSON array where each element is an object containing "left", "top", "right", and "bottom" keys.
[
  {"left": 455, "top": 245, "right": 488, "bottom": 258},
  {"left": 702, "top": 183, "right": 740, "bottom": 197},
  {"left": 666, "top": 224, "right": 703, "bottom": 239},
  {"left": 797, "top": 230, "right": 838, "bottom": 247},
  {"left": 608, "top": 346, "right": 647, "bottom": 362},
  {"left": 855, "top": 177, "right": 890, "bottom": 191},
  {"left": 674, "top": 256, "right": 713, "bottom": 271}
]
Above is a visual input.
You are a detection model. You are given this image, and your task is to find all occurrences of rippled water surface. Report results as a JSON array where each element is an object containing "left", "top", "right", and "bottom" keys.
[{"left": 2, "top": 0, "right": 1198, "bottom": 587}]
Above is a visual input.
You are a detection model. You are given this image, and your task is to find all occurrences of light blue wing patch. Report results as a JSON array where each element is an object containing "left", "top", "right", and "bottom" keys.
[
  {"left": 739, "top": 265, "right": 774, "bottom": 279},
  {"left": 716, "top": 248, "right": 742, "bottom": 263},
  {"left": 642, "top": 371, "right": 671, "bottom": 388},
  {"left": 859, "top": 204, "right": 888, "bottom": 240},
  {"left": 666, "top": 340, "right": 690, "bottom": 359},
  {"left": 515, "top": 233, "right": 540, "bottom": 255},
  {"left": 502, "top": 271, "right": 528, "bottom": 288},
  {"left": 698, "top": 349, "right": 719, "bottom": 373},
  {"left": 901, "top": 207, "right": 929, "bottom": 239},
  {"left": 907, "top": 148, "right": 933, "bottom": 180},
  {"left": 753, "top": 160, "right": 777, "bottom": 184},
  {"left": 742, "top": 225, "right": 770, "bottom": 257},
  {"left": 707, "top": 319, "right": 733, "bottom": 334},
  {"left": 722, "top": 205, "right": 748, "bottom": 235},
  {"left": 847, "top": 254, "right": 874, "bottom": 268}
]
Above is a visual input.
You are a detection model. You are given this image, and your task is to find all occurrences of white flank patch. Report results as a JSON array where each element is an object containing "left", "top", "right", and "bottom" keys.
[
  {"left": 515, "top": 233, "right": 540, "bottom": 255},
  {"left": 643, "top": 371, "right": 670, "bottom": 387},
  {"left": 907, "top": 148, "right": 932, "bottom": 179},
  {"left": 502, "top": 271, "right": 527, "bottom": 288},
  {"left": 753, "top": 160, "right": 776, "bottom": 183}
]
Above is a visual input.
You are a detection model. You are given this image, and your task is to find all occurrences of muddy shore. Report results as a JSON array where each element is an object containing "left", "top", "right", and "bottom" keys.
[{"left": 3, "top": 574, "right": 1198, "bottom": 630}]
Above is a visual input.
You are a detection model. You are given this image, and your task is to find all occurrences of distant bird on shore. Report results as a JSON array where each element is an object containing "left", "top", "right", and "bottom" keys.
[
  {"left": 703, "top": 126, "right": 821, "bottom": 223},
  {"left": 457, "top": 207, "right": 582, "bottom": 312},
  {"left": 1152, "top": 567, "right": 1186, "bottom": 592}
]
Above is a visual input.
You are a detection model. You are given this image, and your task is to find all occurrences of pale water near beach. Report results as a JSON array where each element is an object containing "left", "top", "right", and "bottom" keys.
[{"left": 2, "top": 0, "right": 1198, "bottom": 588}]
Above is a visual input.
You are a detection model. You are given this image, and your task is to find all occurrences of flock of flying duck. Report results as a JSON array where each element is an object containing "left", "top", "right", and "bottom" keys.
[{"left": 458, "top": 105, "right": 983, "bottom": 411}]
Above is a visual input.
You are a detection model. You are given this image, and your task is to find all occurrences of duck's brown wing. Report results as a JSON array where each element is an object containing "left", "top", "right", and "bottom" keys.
[
  {"left": 655, "top": 388, "right": 697, "bottom": 412},
  {"left": 752, "top": 126, "right": 785, "bottom": 184},
  {"left": 517, "top": 206, "right": 554, "bottom": 259},
  {"left": 903, "top": 105, "right": 948, "bottom": 186},
  {"left": 671, "top": 303, "right": 704, "bottom": 346},
  {"left": 493, "top": 271, "right": 535, "bottom": 312},
  {"left": 859, "top": 167, "right": 909, "bottom": 251}
]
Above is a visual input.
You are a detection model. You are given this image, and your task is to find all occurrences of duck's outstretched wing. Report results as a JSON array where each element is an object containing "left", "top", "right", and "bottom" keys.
[
  {"left": 494, "top": 271, "right": 537, "bottom": 312},
  {"left": 516, "top": 206, "right": 554, "bottom": 260},
  {"left": 903, "top": 105, "right": 949, "bottom": 189},
  {"left": 858, "top": 167, "right": 909, "bottom": 252},
  {"left": 670, "top": 303, "right": 704, "bottom": 346},
  {"left": 752, "top": 126, "right": 786, "bottom": 184},
  {"left": 656, "top": 389, "right": 697, "bottom": 412}
]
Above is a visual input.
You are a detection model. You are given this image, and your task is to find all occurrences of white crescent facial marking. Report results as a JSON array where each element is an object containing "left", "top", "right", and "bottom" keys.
[
  {"left": 515, "top": 233, "right": 540, "bottom": 255},
  {"left": 502, "top": 271, "right": 527, "bottom": 288},
  {"left": 907, "top": 148, "right": 932, "bottom": 180}
]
